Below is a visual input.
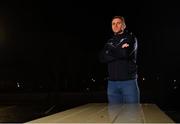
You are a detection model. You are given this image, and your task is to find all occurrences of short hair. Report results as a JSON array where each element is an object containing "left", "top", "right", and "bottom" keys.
[{"left": 112, "top": 16, "right": 126, "bottom": 28}]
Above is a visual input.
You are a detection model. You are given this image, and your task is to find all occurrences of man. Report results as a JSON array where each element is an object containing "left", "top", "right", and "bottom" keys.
[{"left": 99, "top": 16, "right": 140, "bottom": 104}]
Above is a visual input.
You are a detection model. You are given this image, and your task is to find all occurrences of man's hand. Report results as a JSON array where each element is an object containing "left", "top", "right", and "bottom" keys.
[{"left": 122, "top": 43, "right": 129, "bottom": 48}]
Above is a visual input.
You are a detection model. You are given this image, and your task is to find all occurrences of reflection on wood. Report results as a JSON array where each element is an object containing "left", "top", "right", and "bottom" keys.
[{"left": 25, "top": 103, "right": 174, "bottom": 123}]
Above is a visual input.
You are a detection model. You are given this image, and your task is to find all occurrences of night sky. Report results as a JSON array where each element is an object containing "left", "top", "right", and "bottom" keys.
[{"left": 0, "top": 1, "right": 180, "bottom": 92}]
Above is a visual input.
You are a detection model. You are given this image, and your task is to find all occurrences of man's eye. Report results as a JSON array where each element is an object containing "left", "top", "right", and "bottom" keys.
[
  {"left": 112, "top": 22, "right": 121, "bottom": 25},
  {"left": 112, "top": 23, "right": 115, "bottom": 25}
]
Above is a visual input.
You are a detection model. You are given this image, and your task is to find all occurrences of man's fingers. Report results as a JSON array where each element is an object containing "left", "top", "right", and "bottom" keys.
[{"left": 122, "top": 43, "right": 129, "bottom": 48}]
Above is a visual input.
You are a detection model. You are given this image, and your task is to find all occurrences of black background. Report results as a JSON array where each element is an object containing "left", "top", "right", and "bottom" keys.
[{"left": 0, "top": 0, "right": 180, "bottom": 105}]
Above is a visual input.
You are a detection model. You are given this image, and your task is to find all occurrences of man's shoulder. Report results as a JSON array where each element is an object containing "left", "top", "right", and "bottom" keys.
[
  {"left": 124, "top": 30, "right": 136, "bottom": 37},
  {"left": 125, "top": 31, "right": 138, "bottom": 41},
  {"left": 106, "top": 36, "right": 114, "bottom": 43}
]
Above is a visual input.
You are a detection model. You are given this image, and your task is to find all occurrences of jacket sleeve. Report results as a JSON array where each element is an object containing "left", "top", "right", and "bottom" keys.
[
  {"left": 110, "top": 35, "right": 137, "bottom": 59},
  {"left": 98, "top": 44, "right": 117, "bottom": 63}
]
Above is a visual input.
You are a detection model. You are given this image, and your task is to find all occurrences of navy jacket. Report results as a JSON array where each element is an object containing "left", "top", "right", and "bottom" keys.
[{"left": 99, "top": 31, "right": 138, "bottom": 81}]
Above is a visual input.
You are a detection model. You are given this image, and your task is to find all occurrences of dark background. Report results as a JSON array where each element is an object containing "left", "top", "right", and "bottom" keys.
[{"left": 0, "top": 0, "right": 180, "bottom": 116}]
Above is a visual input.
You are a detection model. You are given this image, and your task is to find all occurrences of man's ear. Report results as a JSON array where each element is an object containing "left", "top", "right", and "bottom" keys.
[{"left": 122, "top": 24, "right": 126, "bottom": 30}]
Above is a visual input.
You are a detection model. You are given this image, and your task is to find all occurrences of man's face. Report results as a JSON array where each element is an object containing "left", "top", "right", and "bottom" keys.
[{"left": 112, "top": 18, "right": 125, "bottom": 34}]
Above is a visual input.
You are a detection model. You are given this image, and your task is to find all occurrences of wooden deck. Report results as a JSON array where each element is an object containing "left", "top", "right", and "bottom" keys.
[{"left": 25, "top": 103, "right": 175, "bottom": 123}]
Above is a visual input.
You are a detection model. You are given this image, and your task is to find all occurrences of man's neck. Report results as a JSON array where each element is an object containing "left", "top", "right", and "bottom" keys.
[
  {"left": 114, "top": 31, "right": 124, "bottom": 35},
  {"left": 114, "top": 30, "right": 124, "bottom": 35}
]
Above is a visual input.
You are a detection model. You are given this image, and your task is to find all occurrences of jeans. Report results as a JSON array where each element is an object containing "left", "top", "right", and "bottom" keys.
[{"left": 107, "top": 79, "right": 140, "bottom": 104}]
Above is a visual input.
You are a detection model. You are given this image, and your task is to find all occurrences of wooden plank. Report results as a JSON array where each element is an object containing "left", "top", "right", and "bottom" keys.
[
  {"left": 53, "top": 103, "right": 109, "bottom": 123},
  {"left": 113, "top": 104, "right": 145, "bottom": 123},
  {"left": 142, "top": 104, "right": 174, "bottom": 123},
  {"left": 25, "top": 103, "right": 175, "bottom": 123},
  {"left": 85, "top": 103, "right": 124, "bottom": 123},
  {"left": 26, "top": 103, "right": 98, "bottom": 123}
]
